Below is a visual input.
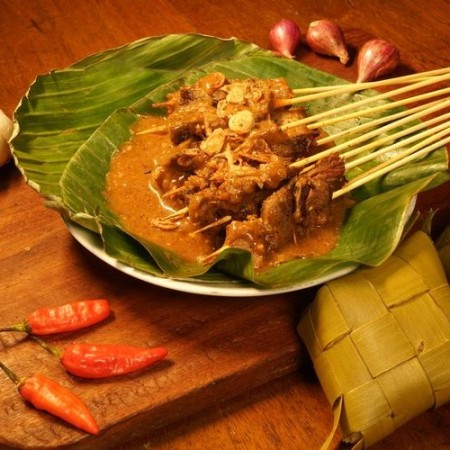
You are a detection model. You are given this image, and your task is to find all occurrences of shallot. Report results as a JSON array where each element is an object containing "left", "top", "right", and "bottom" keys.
[
  {"left": 357, "top": 39, "right": 400, "bottom": 82},
  {"left": 306, "top": 19, "right": 349, "bottom": 64},
  {"left": 0, "top": 109, "right": 13, "bottom": 167},
  {"left": 269, "top": 18, "right": 301, "bottom": 59}
]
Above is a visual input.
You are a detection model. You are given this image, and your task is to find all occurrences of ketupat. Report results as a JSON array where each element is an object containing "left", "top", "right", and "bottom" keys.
[{"left": 298, "top": 231, "right": 450, "bottom": 449}]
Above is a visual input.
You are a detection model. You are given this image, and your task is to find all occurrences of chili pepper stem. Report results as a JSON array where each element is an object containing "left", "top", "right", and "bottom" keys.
[
  {"left": 29, "top": 335, "right": 62, "bottom": 358},
  {"left": 0, "top": 322, "right": 29, "bottom": 333},
  {"left": 0, "top": 361, "right": 24, "bottom": 386}
]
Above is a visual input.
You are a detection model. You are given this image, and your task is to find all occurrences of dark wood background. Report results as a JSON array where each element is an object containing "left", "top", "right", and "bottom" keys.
[{"left": 0, "top": 1, "right": 449, "bottom": 449}]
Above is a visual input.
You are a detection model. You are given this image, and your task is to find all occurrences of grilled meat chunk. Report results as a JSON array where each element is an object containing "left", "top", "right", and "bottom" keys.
[
  {"left": 294, "top": 154, "right": 346, "bottom": 228},
  {"left": 260, "top": 182, "right": 295, "bottom": 250},
  {"left": 149, "top": 73, "right": 348, "bottom": 265}
]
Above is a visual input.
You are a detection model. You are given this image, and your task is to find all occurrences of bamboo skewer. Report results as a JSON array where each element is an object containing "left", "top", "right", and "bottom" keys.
[
  {"left": 283, "top": 86, "right": 450, "bottom": 132},
  {"left": 307, "top": 86, "right": 450, "bottom": 130},
  {"left": 135, "top": 124, "right": 167, "bottom": 135},
  {"left": 191, "top": 215, "right": 232, "bottom": 235},
  {"left": 154, "top": 207, "right": 188, "bottom": 222},
  {"left": 291, "top": 67, "right": 450, "bottom": 96},
  {"left": 290, "top": 97, "right": 450, "bottom": 169},
  {"left": 341, "top": 113, "right": 450, "bottom": 161},
  {"left": 280, "top": 73, "right": 450, "bottom": 128},
  {"left": 277, "top": 69, "right": 450, "bottom": 108},
  {"left": 344, "top": 123, "right": 450, "bottom": 172},
  {"left": 332, "top": 133, "right": 450, "bottom": 199},
  {"left": 316, "top": 98, "right": 442, "bottom": 146}
]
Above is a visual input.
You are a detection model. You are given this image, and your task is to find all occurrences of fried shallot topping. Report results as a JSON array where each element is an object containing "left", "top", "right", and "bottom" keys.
[{"left": 149, "top": 72, "right": 346, "bottom": 262}]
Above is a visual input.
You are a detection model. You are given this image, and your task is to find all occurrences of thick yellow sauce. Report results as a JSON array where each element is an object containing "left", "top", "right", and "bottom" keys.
[
  {"left": 106, "top": 115, "right": 350, "bottom": 271},
  {"left": 106, "top": 116, "right": 215, "bottom": 261}
]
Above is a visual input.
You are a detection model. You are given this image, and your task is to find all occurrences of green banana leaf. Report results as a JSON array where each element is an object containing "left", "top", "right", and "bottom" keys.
[
  {"left": 11, "top": 34, "right": 450, "bottom": 289},
  {"left": 11, "top": 34, "right": 268, "bottom": 203}
]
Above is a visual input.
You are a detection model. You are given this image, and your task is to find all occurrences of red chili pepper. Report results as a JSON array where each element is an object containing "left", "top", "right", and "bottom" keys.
[
  {"left": 0, "top": 361, "right": 99, "bottom": 435},
  {"left": 0, "top": 299, "right": 110, "bottom": 335},
  {"left": 60, "top": 343, "right": 169, "bottom": 379}
]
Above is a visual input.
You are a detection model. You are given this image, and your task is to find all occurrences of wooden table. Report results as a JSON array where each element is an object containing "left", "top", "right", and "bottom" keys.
[{"left": 0, "top": 1, "right": 449, "bottom": 449}]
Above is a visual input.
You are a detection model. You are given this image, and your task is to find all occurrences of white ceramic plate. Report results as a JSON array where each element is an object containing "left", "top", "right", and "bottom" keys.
[{"left": 67, "top": 220, "right": 359, "bottom": 297}]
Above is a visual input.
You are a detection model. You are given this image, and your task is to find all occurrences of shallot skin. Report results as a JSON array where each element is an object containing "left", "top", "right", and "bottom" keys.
[
  {"left": 357, "top": 39, "right": 400, "bottom": 82},
  {"left": 269, "top": 18, "right": 301, "bottom": 59},
  {"left": 306, "top": 19, "right": 349, "bottom": 64}
]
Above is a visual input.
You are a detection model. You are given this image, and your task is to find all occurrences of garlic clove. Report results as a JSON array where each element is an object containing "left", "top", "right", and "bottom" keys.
[
  {"left": 0, "top": 137, "right": 11, "bottom": 167},
  {"left": 228, "top": 109, "right": 255, "bottom": 135},
  {"left": 0, "top": 110, "right": 13, "bottom": 168},
  {"left": 0, "top": 109, "right": 13, "bottom": 142},
  {"left": 356, "top": 39, "right": 400, "bottom": 83},
  {"left": 306, "top": 19, "right": 349, "bottom": 65},
  {"left": 269, "top": 18, "right": 301, "bottom": 59}
]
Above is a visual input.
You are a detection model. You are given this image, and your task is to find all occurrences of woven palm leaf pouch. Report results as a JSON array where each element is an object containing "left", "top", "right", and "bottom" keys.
[{"left": 298, "top": 230, "right": 450, "bottom": 449}]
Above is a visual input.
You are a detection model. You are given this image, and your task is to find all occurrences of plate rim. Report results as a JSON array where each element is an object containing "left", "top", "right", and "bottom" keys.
[{"left": 66, "top": 220, "right": 359, "bottom": 297}]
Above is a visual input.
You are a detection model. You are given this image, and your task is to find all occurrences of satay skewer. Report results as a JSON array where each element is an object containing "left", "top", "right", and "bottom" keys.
[
  {"left": 316, "top": 98, "right": 443, "bottom": 146},
  {"left": 289, "top": 97, "right": 450, "bottom": 169},
  {"left": 275, "top": 69, "right": 450, "bottom": 109},
  {"left": 280, "top": 85, "right": 450, "bottom": 130},
  {"left": 333, "top": 133, "right": 450, "bottom": 199},
  {"left": 344, "top": 123, "right": 450, "bottom": 172},
  {"left": 135, "top": 85, "right": 450, "bottom": 142},
  {"left": 290, "top": 67, "right": 450, "bottom": 96}
]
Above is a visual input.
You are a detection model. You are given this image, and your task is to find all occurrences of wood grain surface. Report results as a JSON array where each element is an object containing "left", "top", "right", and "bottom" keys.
[{"left": 0, "top": 1, "right": 449, "bottom": 449}]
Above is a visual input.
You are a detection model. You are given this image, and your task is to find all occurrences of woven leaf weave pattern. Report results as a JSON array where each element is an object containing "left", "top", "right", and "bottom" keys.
[{"left": 298, "top": 231, "right": 450, "bottom": 447}]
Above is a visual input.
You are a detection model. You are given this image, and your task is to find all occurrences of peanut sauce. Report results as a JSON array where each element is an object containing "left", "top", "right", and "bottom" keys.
[{"left": 106, "top": 115, "right": 350, "bottom": 271}]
